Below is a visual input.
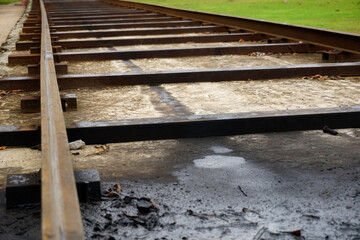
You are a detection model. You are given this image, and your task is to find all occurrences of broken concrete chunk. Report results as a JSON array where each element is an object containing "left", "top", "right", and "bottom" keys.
[
  {"left": 137, "top": 199, "right": 153, "bottom": 213},
  {"left": 69, "top": 140, "right": 85, "bottom": 150}
]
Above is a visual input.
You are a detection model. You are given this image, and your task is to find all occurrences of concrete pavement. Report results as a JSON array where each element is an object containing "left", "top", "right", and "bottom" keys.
[{"left": 0, "top": 3, "right": 25, "bottom": 45}]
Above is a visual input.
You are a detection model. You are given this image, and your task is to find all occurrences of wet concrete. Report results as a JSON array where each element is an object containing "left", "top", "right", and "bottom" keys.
[
  {"left": 76, "top": 129, "right": 360, "bottom": 239},
  {"left": 1, "top": 128, "right": 360, "bottom": 238},
  {"left": 0, "top": 2, "right": 359, "bottom": 239},
  {"left": 0, "top": 200, "right": 40, "bottom": 240}
]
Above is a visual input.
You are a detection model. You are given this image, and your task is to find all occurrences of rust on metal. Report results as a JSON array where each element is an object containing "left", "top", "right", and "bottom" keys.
[
  {"left": 38, "top": 0, "right": 84, "bottom": 239},
  {"left": 10, "top": 43, "right": 325, "bottom": 64},
  {"left": 1, "top": 62, "right": 359, "bottom": 90},
  {"left": 2, "top": 0, "right": 360, "bottom": 237},
  {"left": 104, "top": 0, "right": 360, "bottom": 54},
  {"left": 23, "top": 20, "right": 201, "bottom": 32},
  {"left": 28, "top": 63, "right": 68, "bottom": 75},
  {"left": 49, "top": 12, "right": 162, "bottom": 21},
  {"left": 56, "top": 43, "right": 326, "bottom": 62},
  {"left": 16, "top": 33, "right": 264, "bottom": 50},
  {"left": 21, "top": 94, "right": 77, "bottom": 113},
  {"left": 19, "top": 25, "right": 228, "bottom": 40},
  {"left": 1, "top": 106, "right": 360, "bottom": 146},
  {"left": 48, "top": 16, "right": 181, "bottom": 25}
]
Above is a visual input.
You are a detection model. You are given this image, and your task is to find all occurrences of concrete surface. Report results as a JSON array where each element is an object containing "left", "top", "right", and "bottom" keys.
[
  {"left": 82, "top": 129, "right": 360, "bottom": 239},
  {"left": 0, "top": 129, "right": 359, "bottom": 239},
  {"left": 0, "top": 3, "right": 25, "bottom": 46},
  {"left": 1, "top": 56, "right": 360, "bottom": 126},
  {"left": 0, "top": 2, "right": 359, "bottom": 239},
  {"left": 0, "top": 1, "right": 29, "bottom": 79}
]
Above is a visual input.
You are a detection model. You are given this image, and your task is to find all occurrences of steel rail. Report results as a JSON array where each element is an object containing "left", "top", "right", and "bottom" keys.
[
  {"left": 46, "top": 9, "right": 143, "bottom": 13},
  {"left": 23, "top": 20, "right": 201, "bottom": 33},
  {"left": 48, "top": 10, "right": 147, "bottom": 17},
  {"left": 16, "top": 33, "right": 264, "bottom": 50},
  {"left": 49, "top": 12, "right": 161, "bottom": 20},
  {"left": 1, "top": 62, "right": 359, "bottom": 91},
  {"left": 23, "top": 16, "right": 181, "bottom": 26},
  {"left": 47, "top": 9, "right": 143, "bottom": 13},
  {"left": 1, "top": 105, "right": 360, "bottom": 146},
  {"left": 54, "top": 43, "right": 326, "bottom": 61},
  {"left": 52, "top": 20, "right": 200, "bottom": 30},
  {"left": 8, "top": 43, "right": 326, "bottom": 65},
  {"left": 19, "top": 26, "right": 227, "bottom": 40},
  {"left": 50, "top": 16, "right": 181, "bottom": 25},
  {"left": 39, "top": 0, "right": 84, "bottom": 239},
  {"left": 103, "top": 0, "right": 360, "bottom": 54}
]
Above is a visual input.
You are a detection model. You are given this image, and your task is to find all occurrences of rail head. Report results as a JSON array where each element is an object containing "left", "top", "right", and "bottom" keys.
[
  {"left": 104, "top": 0, "right": 360, "bottom": 55},
  {"left": 39, "top": 0, "right": 84, "bottom": 239}
]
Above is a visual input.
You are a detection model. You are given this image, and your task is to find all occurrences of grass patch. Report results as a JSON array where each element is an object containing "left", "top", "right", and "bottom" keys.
[
  {"left": 131, "top": 0, "right": 360, "bottom": 33},
  {"left": 0, "top": 0, "right": 22, "bottom": 5}
]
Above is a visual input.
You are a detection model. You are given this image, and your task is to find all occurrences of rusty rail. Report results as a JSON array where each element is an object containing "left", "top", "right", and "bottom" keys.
[
  {"left": 1, "top": 1, "right": 360, "bottom": 237},
  {"left": 39, "top": 0, "right": 84, "bottom": 239},
  {"left": 103, "top": 0, "right": 360, "bottom": 55}
]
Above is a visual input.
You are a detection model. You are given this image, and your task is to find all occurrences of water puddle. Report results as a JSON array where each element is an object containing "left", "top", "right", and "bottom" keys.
[
  {"left": 210, "top": 146, "right": 233, "bottom": 154},
  {"left": 194, "top": 155, "right": 246, "bottom": 169}
]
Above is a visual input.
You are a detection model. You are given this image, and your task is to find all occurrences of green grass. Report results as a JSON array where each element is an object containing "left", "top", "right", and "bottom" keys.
[
  {"left": 0, "top": 0, "right": 22, "bottom": 5},
  {"left": 131, "top": 0, "right": 360, "bottom": 33}
]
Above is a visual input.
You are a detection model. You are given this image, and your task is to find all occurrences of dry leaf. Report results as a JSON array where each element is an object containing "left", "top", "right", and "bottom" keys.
[
  {"left": 0, "top": 89, "right": 24, "bottom": 99},
  {"left": 9, "top": 90, "right": 23, "bottom": 93},
  {"left": 0, "top": 146, "right": 7, "bottom": 150},
  {"left": 238, "top": 39, "right": 245, "bottom": 43},
  {"left": 108, "top": 191, "right": 119, "bottom": 198},
  {"left": 303, "top": 74, "right": 343, "bottom": 81},
  {"left": 86, "top": 144, "right": 110, "bottom": 156},
  {"left": 114, "top": 184, "right": 122, "bottom": 193}
]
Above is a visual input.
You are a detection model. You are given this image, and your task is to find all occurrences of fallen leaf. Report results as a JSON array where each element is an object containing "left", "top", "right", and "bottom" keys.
[
  {"left": 86, "top": 144, "right": 110, "bottom": 156},
  {"left": 238, "top": 39, "right": 245, "bottom": 43},
  {"left": 114, "top": 184, "right": 122, "bottom": 193},
  {"left": 0, "top": 90, "right": 24, "bottom": 98},
  {"left": 108, "top": 191, "right": 119, "bottom": 198},
  {"left": 303, "top": 74, "right": 343, "bottom": 81},
  {"left": 0, "top": 146, "right": 7, "bottom": 150},
  {"left": 9, "top": 90, "right": 24, "bottom": 93}
]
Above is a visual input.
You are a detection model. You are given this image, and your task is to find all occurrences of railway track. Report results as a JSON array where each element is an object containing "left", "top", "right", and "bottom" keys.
[{"left": 0, "top": 0, "right": 359, "bottom": 239}]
